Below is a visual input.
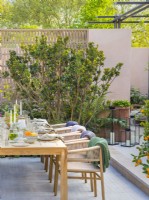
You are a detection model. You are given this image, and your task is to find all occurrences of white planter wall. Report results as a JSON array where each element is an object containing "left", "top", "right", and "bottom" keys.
[
  {"left": 88, "top": 29, "right": 149, "bottom": 100},
  {"left": 130, "top": 48, "right": 149, "bottom": 96}
]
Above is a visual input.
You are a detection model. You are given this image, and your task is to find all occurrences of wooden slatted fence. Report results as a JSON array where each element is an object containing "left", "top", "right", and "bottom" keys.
[{"left": 0, "top": 29, "right": 88, "bottom": 102}]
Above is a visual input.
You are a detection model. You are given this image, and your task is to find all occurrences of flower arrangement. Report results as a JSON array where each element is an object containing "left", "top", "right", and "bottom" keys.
[{"left": 132, "top": 100, "right": 149, "bottom": 178}]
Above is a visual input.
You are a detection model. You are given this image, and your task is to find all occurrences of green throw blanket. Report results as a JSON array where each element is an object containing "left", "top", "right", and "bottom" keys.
[{"left": 88, "top": 137, "right": 110, "bottom": 172}]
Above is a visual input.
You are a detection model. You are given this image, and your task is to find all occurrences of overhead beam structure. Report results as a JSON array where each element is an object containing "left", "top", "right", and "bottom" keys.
[{"left": 88, "top": 1, "right": 149, "bottom": 28}]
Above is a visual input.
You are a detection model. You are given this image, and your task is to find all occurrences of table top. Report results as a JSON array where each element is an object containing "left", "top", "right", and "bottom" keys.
[{"left": 0, "top": 139, "right": 67, "bottom": 156}]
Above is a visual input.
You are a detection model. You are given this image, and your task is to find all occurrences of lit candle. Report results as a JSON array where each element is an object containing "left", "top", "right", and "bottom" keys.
[
  {"left": 10, "top": 110, "right": 12, "bottom": 126},
  {"left": 112, "top": 132, "right": 115, "bottom": 144},
  {"left": 110, "top": 132, "right": 115, "bottom": 144},
  {"left": 110, "top": 132, "right": 113, "bottom": 144},
  {"left": 126, "top": 140, "right": 130, "bottom": 146},
  {"left": 14, "top": 105, "right": 16, "bottom": 123},
  {"left": 20, "top": 101, "right": 22, "bottom": 116}
]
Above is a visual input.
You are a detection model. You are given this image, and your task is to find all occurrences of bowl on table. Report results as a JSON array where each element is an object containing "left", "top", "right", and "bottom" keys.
[{"left": 24, "top": 136, "right": 38, "bottom": 144}]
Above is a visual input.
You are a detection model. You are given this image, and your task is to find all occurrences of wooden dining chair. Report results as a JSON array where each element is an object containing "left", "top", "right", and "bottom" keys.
[
  {"left": 53, "top": 140, "right": 105, "bottom": 200},
  {"left": 41, "top": 126, "right": 73, "bottom": 165},
  {"left": 47, "top": 131, "right": 88, "bottom": 183},
  {"left": 51, "top": 123, "right": 66, "bottom": 129},
  {"left": 40, "top": 124, "right": 68, "bottom": 164},
  {"left": 43, "top": 131, "right": 82, "bottom": 167}
]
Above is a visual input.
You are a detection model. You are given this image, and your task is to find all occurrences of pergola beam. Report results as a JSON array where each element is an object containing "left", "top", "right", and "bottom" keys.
[
  {"left": 88, "top": 21, "right": 149, "bottom": 24},
  {"left": 115, "top": 2, "right": 149, "bottom": 5},
  {"left": 119, "top": 5, "right": 149, "bottom": 21},
  {"left": 89, "top": 1, "right": 149, "bottom": 28},
  {"left": 112, "top": 4, "right": 147, "bottom": 22},
  {"left": 96, "top": 15, "right": 149, "bottom": 18}
]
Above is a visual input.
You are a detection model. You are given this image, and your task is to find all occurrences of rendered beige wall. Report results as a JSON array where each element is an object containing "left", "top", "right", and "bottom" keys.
[
  {"left": 88, "top": 29, "right": 132, "bottom": 101},
  {"left": 130, "top": 48, "right": 149, "bottom": 95}
]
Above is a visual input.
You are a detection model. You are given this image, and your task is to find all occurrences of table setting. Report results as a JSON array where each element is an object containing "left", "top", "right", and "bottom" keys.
[
  {"left": 0, "top": 99, "right": 66, "bottom": 149},
  {"left": 0, "top": 102, "right": 68, "bottom": 200}
]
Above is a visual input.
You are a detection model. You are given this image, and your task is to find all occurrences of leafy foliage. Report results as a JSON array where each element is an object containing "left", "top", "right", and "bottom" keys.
[
  {"left": 112, "top": 100, "right": 131, "bottom": 107},
  {"left": 0, "top": 101, "right": 12, "bottom": 115},
  {"left": 130, "top": 87, "right": 147, "bottom": 105},
  {"left": 132, "top": 100, "right": 149, "bottom": 177},
  {"left": 0, "top": 0, "right": 12, "bottom": 28},
  {"left": 5, "top": 35, "right": 122, "bottom": 124},
  {"left": 76, "top": 0, "right": 115, "bottom": 28},
  {"left": 0, "top": 0, "right": 149, "bottom": 47},
  {"left": 1, "top": 0, "right": 86, "bottom": 28}
]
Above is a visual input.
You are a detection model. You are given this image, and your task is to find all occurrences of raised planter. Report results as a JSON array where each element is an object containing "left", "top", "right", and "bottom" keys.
[
  {"left": 113, "top": 106, "right": 130, "bottom": 142},
  {"left": 96, "top": 127, "right": 109, "bottom": 138},
  {"left": 112, "top": 100, "right": 131, "bottom": 119},
  {"left": 113, "top": 107, "right": 130, "bottom": 119},
  {"left": 98, "top": 109, "right": 110, "bottom": 118},
  {"left": 113, "top": 123, "right": 125, "bottom": 142}
]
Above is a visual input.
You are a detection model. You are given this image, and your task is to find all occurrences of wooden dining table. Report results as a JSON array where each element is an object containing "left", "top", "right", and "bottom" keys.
[{"left": 0, "top": 139, "right": 68, "bottom": 200}]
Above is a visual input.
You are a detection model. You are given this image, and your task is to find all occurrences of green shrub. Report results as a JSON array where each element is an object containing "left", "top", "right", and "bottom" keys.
[
  {"left": 130, "top": 87, "right": 147, "bottom": 105},
  {"left": 112, "top": 100, "right": 131, "bottom": 107},
  {"left": 5, "top": 36, "right": 122, "bottom": 124},
  {"left": 132, "top": 100, "right": 149, "bottom": 178}
]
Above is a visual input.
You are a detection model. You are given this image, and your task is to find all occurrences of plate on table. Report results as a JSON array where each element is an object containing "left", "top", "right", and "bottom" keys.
[
  {"left": 11, "top": 143, "right": 30, "bottom": 147},
  {"left": 9, "top": 138, "right": 24, "bottom": 143}
]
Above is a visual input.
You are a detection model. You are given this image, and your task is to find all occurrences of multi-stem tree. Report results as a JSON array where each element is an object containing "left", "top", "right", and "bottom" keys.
[{"left": 5, "top": 35, "right": 122, "bottom": 124}]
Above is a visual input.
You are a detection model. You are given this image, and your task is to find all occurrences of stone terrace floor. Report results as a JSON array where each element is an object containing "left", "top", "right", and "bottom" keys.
[{"left": 0, "top": 156, "right": 148, "bottom": 200}]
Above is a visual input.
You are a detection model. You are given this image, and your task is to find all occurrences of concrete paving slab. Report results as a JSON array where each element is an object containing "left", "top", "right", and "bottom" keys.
[{"left": 0, "top": 157, "right": 148, "bottom": 200}]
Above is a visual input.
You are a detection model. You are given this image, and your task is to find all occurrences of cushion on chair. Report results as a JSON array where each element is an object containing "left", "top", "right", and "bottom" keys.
[
  {"left": 66, "top": 121, "right": 78, "bottom": 127},
  {"left": 71, "top": 125, "right": 86, "bottom": 133},
  {"left": 80, "top": 130, "right": 96, "bottom": 139},
  {"left": 67, "top": 161, "right": 99, "bottom": 172}
]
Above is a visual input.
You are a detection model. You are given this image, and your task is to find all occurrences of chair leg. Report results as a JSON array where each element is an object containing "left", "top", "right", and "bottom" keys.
[
  {"left": 48, "top": 155, "right": 54, "bottom": 183},
  {"left": 84, "top": 173, "right": 87, "bottom": 183},
  {"left": 100, "top": 149, "right": 105, "bottom": 200},
  {"left": 90, "top": 173, "right": 93, "bottom": 192},
  {"left": 82, "top": 173, "right": 87, "bottom": 183},
  {"left": 53, "top": 155, "right": 59, "bottom": 196},
  {"left": 41, "top": 155, "right": 44, "bottom": 163},
  {"left": 44, "top": 155, "right": 49, "bottom": 172},
  {"left": 100, "top": 173, "right": 105, "bottom": 200},
  {"left": 93, "top": 173, "right": 97, "bottom": 197}
]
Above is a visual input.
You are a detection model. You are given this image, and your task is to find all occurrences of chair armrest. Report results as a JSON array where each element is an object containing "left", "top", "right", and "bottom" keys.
[
  {"left": 66, "top": 139, "right": 89, "bottom": 146},
  {"left": 65, "top": 138, "right": 88, "bottom": 144},
  {"left": 66, "top": 140, "right": 89, "bottom": 150},
  {"left": 60, "top": 131, "right": 81, "bottom": 137},
  {"left": 51, "top": 123, "right": 66, "bottom": 128},
  {"left": 68, "top": 146, "right": 100, "bottom": 154}
]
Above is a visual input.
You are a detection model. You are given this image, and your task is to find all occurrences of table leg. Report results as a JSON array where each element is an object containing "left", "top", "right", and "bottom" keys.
[{"left": 60, "top": 149, "right": 67, "bottom": 200}]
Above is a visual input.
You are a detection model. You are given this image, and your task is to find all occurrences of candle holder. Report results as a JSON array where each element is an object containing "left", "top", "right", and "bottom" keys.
[
  {"left": 108, "top": 106, "right": 119, "bottom": 145},
  {"left": 19, "top": 100, "right": 23, "bottom": 116},
  {"left": 133, "top": 120, "right": 142, "bottom": 145},
  {"left": 121, "top": 127, "right": 135, "bottom": 147}
]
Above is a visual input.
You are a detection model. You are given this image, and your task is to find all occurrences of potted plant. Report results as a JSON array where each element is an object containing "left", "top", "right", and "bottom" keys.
[
  {"left": 109, "top": 100, "right": 131, "bottom": 142},
  {"left": 112, "top": 100, "right": 131, "bottom": 119}
]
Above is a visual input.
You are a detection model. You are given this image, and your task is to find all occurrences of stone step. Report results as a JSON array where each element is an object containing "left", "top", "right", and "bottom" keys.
[{"left": 109, "top": 146, "right": 149, "bottom": 196}]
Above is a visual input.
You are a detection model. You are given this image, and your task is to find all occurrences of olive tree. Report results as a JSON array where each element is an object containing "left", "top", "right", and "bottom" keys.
[{"left": 5, "top": 36, "right": 122, "bottom": 124}]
